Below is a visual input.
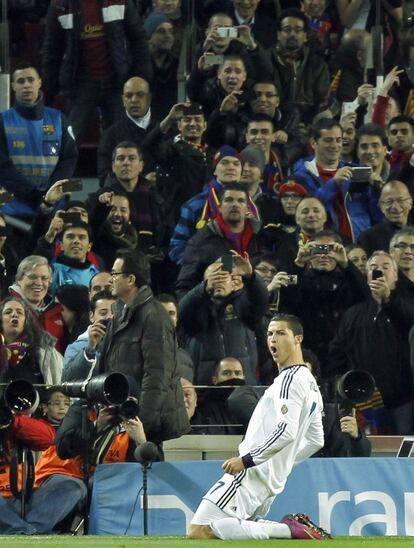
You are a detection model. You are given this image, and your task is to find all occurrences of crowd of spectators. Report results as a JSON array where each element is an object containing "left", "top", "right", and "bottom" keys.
[{"left": 2, "top": 0, "right": 414, "bottom": 534}]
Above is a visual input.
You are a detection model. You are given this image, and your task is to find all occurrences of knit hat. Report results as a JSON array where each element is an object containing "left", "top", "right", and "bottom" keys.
[
  {"left": 144, "top": 12, "right": 171, "bottom": 38},
  {"left": 213, "top": 146, "right": 241, "bottom": 167},
  {"left": 279, "top": 177, "right": 308, "bottom": 197},
  {"left": 240, "top": 144, "right": 266, "bottom": 173},
  {"left": 55, "top": 284, "right": 90, "bottom": 316}
]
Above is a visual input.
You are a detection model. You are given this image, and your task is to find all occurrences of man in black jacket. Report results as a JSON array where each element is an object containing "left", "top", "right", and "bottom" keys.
[
  {"left": 42, "top": 0, "right": 152, "bottom": 141},
  {"left": 97, "top": 77, "right": 156, "bottom": 184},
  {"left": 328, "top": 251, "right": 414, "bottom": 434},
  {"left": 179, "top": 254, "right": 268, "bottom": 385},
  {"left": 63, "top": 249, "right": 190, "bottom": 444}
]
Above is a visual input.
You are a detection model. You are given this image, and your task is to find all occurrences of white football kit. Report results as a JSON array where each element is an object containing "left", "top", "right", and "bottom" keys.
[{"left": 191, "top": 364, "right": 324, "bottom": 524}]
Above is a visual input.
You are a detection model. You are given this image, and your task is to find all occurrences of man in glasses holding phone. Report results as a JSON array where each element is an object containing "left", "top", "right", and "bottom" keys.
[{"left": 329, "top": 251, "right": 414, "bottom": 434}]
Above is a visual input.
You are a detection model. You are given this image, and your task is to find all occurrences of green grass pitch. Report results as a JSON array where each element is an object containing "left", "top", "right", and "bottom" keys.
[{"left": 1, "top": 536, "right": 414, "bottom": 548}]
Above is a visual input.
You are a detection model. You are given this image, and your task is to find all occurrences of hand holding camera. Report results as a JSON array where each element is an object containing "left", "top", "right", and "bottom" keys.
[
  {"left": 230, "top": 250, "right": 253, "bottom": 277},
  {"left": 339, "top": 409, "right": 359, "bottom": 439},
  {"left": 333, "top": 166, "right": 353, "bottom": 183},
  {"left": 122, "top": 416, "right": 146, "bottom": 444},
  {"left": 329, "top": 242, "right": 348, "bottom": 269},
  {"left": 294, "top": 242, "right": 316, "bottom": 268},
  {"left": 267, "top": 272, "right": 297, "bottom": 292},
  {"left": 369, "top": 269, "right": 391, "bottom": 303}
]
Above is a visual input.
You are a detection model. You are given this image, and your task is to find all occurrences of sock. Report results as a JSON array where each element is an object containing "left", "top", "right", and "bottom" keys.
[
  {"left": 210, "top": 517, "right": 278, "bottom": 540},
  {"left": 258, "top": 519, "right": 291, "bottom": 539}
]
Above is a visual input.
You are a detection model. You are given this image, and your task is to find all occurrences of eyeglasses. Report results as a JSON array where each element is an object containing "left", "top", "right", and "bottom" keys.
[
  {"left": 380, "top": 197, "right": 412, "bottom": 207},
  {"left": 111, "top": 271, "right": 125, "bottom": 278},
  {"left": 392, "top": 242, "right": 414, "bottom": 251}
]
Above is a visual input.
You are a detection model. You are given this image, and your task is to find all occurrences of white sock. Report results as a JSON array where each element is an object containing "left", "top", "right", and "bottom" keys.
[{"left": 210, "top": 517, "right": 290, "bottom": 540}]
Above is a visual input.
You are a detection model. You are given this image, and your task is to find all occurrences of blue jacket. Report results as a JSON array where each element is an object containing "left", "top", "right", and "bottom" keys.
[
  {"left": 293, "top": 157, "right": 382, "bottom": 241},
  {"left": 50, "top": 259, "right": 100, "bottom": 294}
]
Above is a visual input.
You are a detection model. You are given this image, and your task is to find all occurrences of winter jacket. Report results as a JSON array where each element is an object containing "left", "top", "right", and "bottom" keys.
[
  {"left": 179, "top": 275, "right": 268, "bottom": 385},
  {"left": 63, "top": 287, "right": 190, "bottom": 443}
]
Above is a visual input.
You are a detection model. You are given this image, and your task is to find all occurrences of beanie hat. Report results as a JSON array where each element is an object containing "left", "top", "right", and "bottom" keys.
[
  {"left": 213, "top": 145, "right": 241, "bottom": 167},
  {"left": 240, "top": 144, "right": 266, "bottom": 173},
  {"left": 144, "top": 12, "right": 171, "bottom": 38}
]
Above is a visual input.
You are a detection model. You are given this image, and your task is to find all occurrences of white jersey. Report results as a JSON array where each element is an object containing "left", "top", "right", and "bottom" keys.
[{"left": 200, "top": 364, "right": 324, "bottom": 521}]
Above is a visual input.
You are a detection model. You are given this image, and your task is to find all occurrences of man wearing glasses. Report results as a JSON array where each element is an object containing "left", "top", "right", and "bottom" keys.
[
  {"left": 358, "top": 180, "right": 413, "bottom": 256},
  {"left": 390, "top": 227, "right": 414, "bottom": 298}
]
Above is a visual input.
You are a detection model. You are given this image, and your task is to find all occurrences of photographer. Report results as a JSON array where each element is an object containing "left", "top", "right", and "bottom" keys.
[
  {"left": 289, "top": 230, "right": 368, "bottom": 376},
  {"left": 0, "top": 383, "right": 56, "bottom": 534},
  {"left": 55, "top": 397, "right": 153, "bottom": 465}
]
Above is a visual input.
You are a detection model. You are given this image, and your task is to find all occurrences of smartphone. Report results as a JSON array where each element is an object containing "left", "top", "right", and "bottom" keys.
[
  {"left": 204, "top": 53, "right": 224, "bottom": 66},
  {"left": 0, "top": 192, "right": 14, "bottom": 204},
  {"left": 341, "top": 101, "right": 356, "bottom": 115},
  {"left": 100, "top": 319, "right": 110, "bottom": 328},
  {"left": 221, "top": 253, "right": 233, "bottom": 273},
  {"left": 217, "top": 27, "right": 238, "bottom": 38},
  {"left": 61, "top": 179, "right": 83, "bottom": 193},
  {"left": 312, "top": 244, "right": 330, "bottom": 255},
  {"left": 351, "top": 167, "right": 372, "bottom": 183},
  {"left": 285, "top": 274, "right": 298, "bottom": 286},
  {"left": 372, "top": 269, "right": 383, "bottom": 280},
  {"left": 59, "top": 211, "right": 82, "bottom": 224}
]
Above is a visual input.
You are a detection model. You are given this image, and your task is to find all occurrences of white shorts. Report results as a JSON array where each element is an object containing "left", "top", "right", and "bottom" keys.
[{"left": 191, "top": 472, "right": 275, "bottom": 524}]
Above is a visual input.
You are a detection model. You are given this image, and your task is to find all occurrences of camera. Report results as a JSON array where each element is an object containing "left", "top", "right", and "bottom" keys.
[
  {"left": 217, "top": 27, "right": 238, "bottom": 38},
  {"left": 204, "top": 53, "right": 224, "bottom": 66},
  {"left": 113, "top": 399, "right": 140, "bottom": 422},
  {"left": 351, "top": 166, "right": 372, "bottom": 182},
  {"left": 0, "top": 379, "right": 40, "bottom": 429},
  {"left": 286, "top": 275, "right": 298, "bottom": 285},
  {"left": 312, "top": 244, "right": 330, "bottom": 255},
  {"left": 371, "top": 269, "right": 383, "bottom": 280},
  {"left": 336, "top": 370, "right": 375, "bottom": 417},
  {"left": 61, "top": 373, "right": 130, "bottom": 405}
]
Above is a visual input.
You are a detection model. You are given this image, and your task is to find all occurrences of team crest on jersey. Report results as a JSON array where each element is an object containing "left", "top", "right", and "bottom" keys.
[
  {"left": 281, "top": 404, "right": 288, "bottom": 414},
  {"left": 43, "top": 124, "right": 55, "bottom": 135},
  {"left": 224, "top": 304, "right": 236, "bottom": 320}
]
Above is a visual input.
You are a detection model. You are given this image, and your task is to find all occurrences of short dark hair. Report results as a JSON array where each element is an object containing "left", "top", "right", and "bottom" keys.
[
  {"left": 220, "top": 183, "right": 250, "bottom": 203},
  {"left": 251, "top": 252, "right": 279, "bottom": 269},
  {"left": 387, "top": 115, "right": 414, "bottom": 131},
  {"left": 313, "top": 229, "right": 343, "bottom": 244},
  {"left": 115, "top": 249, "right": 150, "bottom": 288},
  {"left": 90, "top": 289, "right": 114, "bottom": 313},
  {"left": 247, "top": 113, "right": 275, "bottom": 130},
  {"left": 269, "top": 313, "right": 303, "bottom": 336},
  {"left": 310, "top": 118, "right": 342, "bottom": 141},
  {"left": 61, "top": 221, "right": 93, "bottom": 242},
  {"left": 156, "top": 293, "right": 178, "bottom": 308},
  {"left": 277, "top": 8, "right": 308, "bottom": 31},
  {"left": 112, "top": 141, "right": 143, "bottom": 161},
  {"left": 356, "top": 123, "right": 387, "bottom": 145},
  {"left": 12, "top": 63, "right": 40, "bottom": 81},
  {"left": 253, "top": 80, "right": 279, "bottom": 95},
  {"left": 302, "top": 348, "right": 321, "bottom": 381}
]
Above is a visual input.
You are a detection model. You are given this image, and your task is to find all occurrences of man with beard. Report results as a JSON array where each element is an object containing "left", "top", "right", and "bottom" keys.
[
  {"left": 176, "top": 184, "right": 264, "bottom": 294},
  {"left": 254, "top": 9, "right": 330, "bottom": 130},
  {"left": 93, "top": 193, "right": 139, "bottom": 269},
  {"left": 197, "top": 357, "right": 246, "bottom": 435}
]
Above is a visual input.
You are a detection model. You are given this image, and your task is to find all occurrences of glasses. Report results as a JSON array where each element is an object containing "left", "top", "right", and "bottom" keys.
[
  {"left": 254, "top": 91, "right": 278, "bottom": 98},
  {"left": 380, "top": 197, "right": 412, "bottom": 207},
  {"left": 111, "top": 271, "right": 125, "bottom": 278},
  {"left": 393, "top": 243, "right": 414, "bottom": 251}
]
